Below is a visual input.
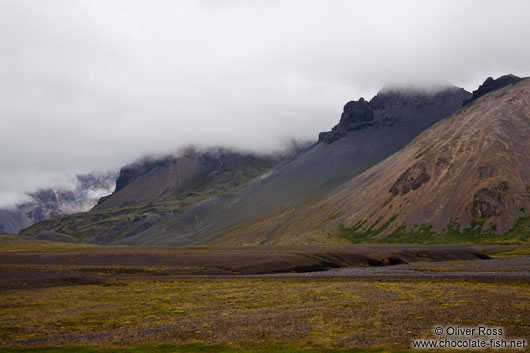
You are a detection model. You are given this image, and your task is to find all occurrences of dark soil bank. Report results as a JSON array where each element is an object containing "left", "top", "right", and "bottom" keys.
[{"left": 0, "top": 244, "right": 509, "bottom": 291}]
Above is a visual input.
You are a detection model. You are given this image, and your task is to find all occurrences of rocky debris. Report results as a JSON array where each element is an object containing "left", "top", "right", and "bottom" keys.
[
  {"left": 463, "top": 74, "right": 522, "bottom": 106},
  {"left": 332, "top": 77, "right": 530, "bottom": 238},
  {"left": 389, "top": 162, "right": 431, "bottom": 196}
]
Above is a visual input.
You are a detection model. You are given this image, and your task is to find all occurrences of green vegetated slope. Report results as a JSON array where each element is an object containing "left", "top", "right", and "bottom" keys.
[{"left": 336, "top": 215, "right": 530, "bottom": 245}]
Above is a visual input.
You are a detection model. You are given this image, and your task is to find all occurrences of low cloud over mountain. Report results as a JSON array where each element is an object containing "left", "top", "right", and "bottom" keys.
[{"left": 2, "top": 1, "right": 530, "bottom": 207}]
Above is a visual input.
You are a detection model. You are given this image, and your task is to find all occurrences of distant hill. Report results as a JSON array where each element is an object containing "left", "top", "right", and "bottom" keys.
[{"left": 0, "top": 173, "right": 116, "bottom": 235}]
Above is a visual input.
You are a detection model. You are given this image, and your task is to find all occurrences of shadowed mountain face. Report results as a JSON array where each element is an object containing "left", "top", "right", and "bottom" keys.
[
  {"left": 320, "top": 87, "right": 470, "bottom": 144},
  {"left": 0, "top": 173, "right": 116, "bottom": 234},
  {"left": 325, "top": 77, "right": 530, "bottom": 238}
]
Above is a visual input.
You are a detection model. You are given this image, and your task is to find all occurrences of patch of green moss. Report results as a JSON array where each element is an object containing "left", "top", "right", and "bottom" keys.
[
  {"left": 470, "top": 217, "right": 488, "bottom": 228},
  {"left": 318, "top": 213, "right": 342, "bottom": 227},
  {"left": 338, "top": 215, "right": 398, "bottom": 242},
  {"left": 337, "top": 215, "right": 530, "bottom": 245}
]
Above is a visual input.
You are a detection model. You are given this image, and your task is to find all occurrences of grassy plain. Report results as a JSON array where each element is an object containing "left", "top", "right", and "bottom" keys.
[
  {"left": 0, "top": 235, "right": 94, "bottom": 252},
  {"left": 1, "top": 239, "right": 528, "bottom": 352},
  {"left": 1, "top": 278, "right": 529, "bottom": 351}
]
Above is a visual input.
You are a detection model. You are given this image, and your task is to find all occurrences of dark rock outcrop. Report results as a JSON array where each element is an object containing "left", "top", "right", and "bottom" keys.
[
  {"left": 471, "top": 181, "right": 510, "bottom": 218},
  {"left": 320, "top": 87, "right": 470, "bottom": 144},
  {"left": 463, "top": 74, "right": 522, "bottom": 106},
  {"left": 340, "top": 98, "right": 374, "bottom": 124},
  {"left": 320, "top": 98, "right": 375, "bottom": 143},
  {"left": 389, "top": 162, "right": 431, "bottom": 196}
]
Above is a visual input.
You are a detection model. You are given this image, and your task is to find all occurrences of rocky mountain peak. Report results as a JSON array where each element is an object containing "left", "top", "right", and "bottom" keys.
[
  {"left": 319, "top": 85, "right": 469, "bottom": 144},
  {"left": 339, "top": 97, "right": 374, "bottom": 125},
  {"left": 463, "top": 74, "right": 522, "bottom": 105}
]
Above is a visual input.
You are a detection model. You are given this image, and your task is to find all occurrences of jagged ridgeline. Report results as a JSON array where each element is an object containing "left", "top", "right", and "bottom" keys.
[{"left": 21, "top": 75, "right": 530, "bottom": 245}]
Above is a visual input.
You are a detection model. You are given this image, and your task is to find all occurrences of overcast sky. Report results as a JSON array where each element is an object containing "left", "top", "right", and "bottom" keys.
[{"left": 1, "top": 0, "right": 530, "bottom": 207}]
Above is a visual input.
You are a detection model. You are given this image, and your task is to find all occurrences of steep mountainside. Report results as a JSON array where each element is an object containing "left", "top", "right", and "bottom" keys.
[
  {"left": 22, "top": 85, "right": 470, "bottom": 245},
  {"left": 0, "top": 173, "right": 116, "bottom": 234},
  {"left": 26, "top": 77, "right": 530, "bottom": 246},
  {"left": 91, "top": 85, "right": 471, "bottom": 245},
  {"left": 324, "top": 77, "right": 530, "bottom": 242}
]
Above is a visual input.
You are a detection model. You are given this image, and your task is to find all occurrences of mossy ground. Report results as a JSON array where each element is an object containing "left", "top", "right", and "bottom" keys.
[{"left": 1, "top": 279, "right": 528, "bottom": 350}]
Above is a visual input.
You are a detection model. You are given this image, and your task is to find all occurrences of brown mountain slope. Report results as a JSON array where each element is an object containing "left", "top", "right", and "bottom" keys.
[{"left": 326, "top": 77, "right": 530, "bottom": 237}]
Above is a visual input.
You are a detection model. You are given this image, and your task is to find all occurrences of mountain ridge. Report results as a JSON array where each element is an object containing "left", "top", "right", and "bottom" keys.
[
  {"left": 20, "top": 75, "right": 530, "bottom": 245},
  {"left": 97, "top": 84, "right": 471, "bottom": 245}
]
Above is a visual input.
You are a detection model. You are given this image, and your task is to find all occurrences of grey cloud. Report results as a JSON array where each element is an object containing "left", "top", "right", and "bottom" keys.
[{"left": 1, "top": 0, "right": 530, "bottom": 206}]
